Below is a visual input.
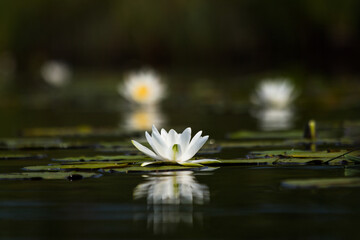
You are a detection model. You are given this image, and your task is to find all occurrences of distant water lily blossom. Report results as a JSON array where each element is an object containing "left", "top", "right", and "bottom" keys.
[
  {"left": 119, "top": 69, "right": 165, "bottom": 105},
  {"left": 41, "top": 60, "right": 71, "bottom": 87},
  {"left": 251, "top": 79, "right": 297, "bottom": 109},
  {"left": 131, "top": 126, "right": 220, "bottom": 166}
]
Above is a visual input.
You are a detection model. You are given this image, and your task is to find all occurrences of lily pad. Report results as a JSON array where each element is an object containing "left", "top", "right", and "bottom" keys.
[
  {"left": 345, "top": 152, "right": 360, "bottom": 163},
  {"left": 0, "top": 172, "right": 102, "bottom": 180},
  {"left": 52, "top": 155, "right": 149, "bottom": 162},
  {"left": 23, "top": 162, "right": 128, "bottom": 171},
  {"left": 102, "top": 165, "right": 207, "bottom": 173},
  {"left": 250, "top": 149, "right": 348, "bottom": 158},
  {"left": 0, "top": 153, "right": 46, "bottom": 160},
  {"left": 227, "top": 130, "right": 303, "bottom": 140},
  {"left": 21, "top": 126, "right": 128, "bottom": 137},
  {"left": 281, "top": 177, "right": 360, "bottom": 189},
  {"left": 0, "top": 138, "right": 98, "bottom": 150}
]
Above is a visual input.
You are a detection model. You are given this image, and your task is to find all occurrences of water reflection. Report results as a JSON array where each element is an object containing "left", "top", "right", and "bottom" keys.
[
  {"left": 133, "top": 171, "right": 209, "bottom": 234},
  {"left": 251, "top": 108, "right": 295, "bottom": 131},
  {"left": 251, "top": 79, "right": 298, "bottom": 131},
  {"left": 121, "top": 105, "right": 166, "bottom": 132}
]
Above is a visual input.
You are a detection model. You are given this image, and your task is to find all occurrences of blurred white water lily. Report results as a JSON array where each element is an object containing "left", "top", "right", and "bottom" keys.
[
  {"left": 41, "top": 60, "right": 71, "bottom": 87},
  {"left": 134, "top": 171, "right": 209, "bottom": 205},
  {"left": 251, "top": 79, "right": 297, "bottom": 109},
  {"left": 131, "top": 126, "right": 220, "bottom": 166},
  {"left": 122, "top": 106, "right": 165, "bottom": 132},
  {"left": 252, "top": 108, "right": 295, "bottom": 131},
  {"left": 119, "top": 69, "right": 165, "bottom": 105}
]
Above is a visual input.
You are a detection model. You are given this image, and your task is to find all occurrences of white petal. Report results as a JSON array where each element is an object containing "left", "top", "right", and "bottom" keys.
[
  {"left": 187, "top": 159, "right": 221, "bottom": 165},
  {"left": 145, "top": 132, "right": 165, "bottom": 159},
  {"left": 131, "top": 140, "right": 161, "bottom": 160},
  {"left": 140, "top": 161, "right": 161, "bottom": 167},
  {"left": 181, "top": 135, "right": 209, "bottom": 161},
  {"left": 168, "top": 129, "right": 178, "bottom": 145},
  {"left": 179, "top": 127, "right": 191, "bottom": 152},
  {"left": 151, "top": 128, "right": 169, "bottom": 159},
  {"left": 160, "top": 128, "right": 168, "bottom": 141}
]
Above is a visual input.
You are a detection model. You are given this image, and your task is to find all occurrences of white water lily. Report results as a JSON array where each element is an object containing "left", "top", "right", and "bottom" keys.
[
  {"left": 131, "top": 126, "right": 220, "bottom": 166},
  {"left": 119, "top": 69, "right": 165, "bottom": 105},
  {"left": 41, "top": 60, "right": 71, "bottom": 87},
  {"left": 251, "top": 79, "right": 297, "bottom": 109}
]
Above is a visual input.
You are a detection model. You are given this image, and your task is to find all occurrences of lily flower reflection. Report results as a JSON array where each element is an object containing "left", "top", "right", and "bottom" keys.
[
  {"left": 133, "top": 171, "right": 209, "bottom": 234},
  {"left": 41, "top": 60, "right": 71, "bottom": 87},
  {"left": 122, "top": 106, "right": 166, "bottom": 132},
  {"left": 251, "top": 108, "right": 295, "bottom": 131},
  {"left": 251, "top": 79, "right": 297, "bottom": 109},
  {"left": 119, "top": 69, "right": 165, "bottom": 105},
  {"left": 134, "top": 171, "right": 209, "bottom": 205},
  {"left": 131, "top": 126, "right": 220, "bottom": 166},
  {"left": 251, "top": 79, "right": 298, "bottom": 131}
]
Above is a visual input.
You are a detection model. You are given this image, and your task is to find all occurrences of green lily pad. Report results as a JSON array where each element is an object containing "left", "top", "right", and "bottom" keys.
[
  {"left": 23, "top": 162, "right": 128, "bottom": 171},
  {"left": 219, "top": 141, "right": 288, "bottom": 148},
  {"left": 250, "top": 149, "right": 348, "bottom": 158},
  {"left": 227, "top": 130, "right": 303, "bottom": 140},
  {"left": 102, "top": 165, "right": 207, "bottom": 173},
  {"left": 52, "top": 155, "right": 149, "bottom": 162},
  {"left": 345, "top": 166, "right": 360, "bottom": 177},
  {"left": 21, "top": 126, "right": 127, "bottom": 137},
  {"left": 281, "top": 177, "right": 360, "bottom": 189},
  {"left": 0, "top": 138, "right": 98, "bottom": 150},
  {"left": 0, "top": 172, "right": 102, "bottom": 180},
  {"left": 0, "top": 153, "right": 46, "bottom": 160},
  {"left": 345, "top": 151, "right": 360, "bottom": 162}
]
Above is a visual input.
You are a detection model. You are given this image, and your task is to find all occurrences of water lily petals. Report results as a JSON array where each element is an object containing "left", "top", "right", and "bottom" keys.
[
  {"left": 141, "top": 161, "right": 161, "bottom": 167},
  {"left": 182, "top": 135, "right": 209, "bottom": 160},
  {"left": 180, "top": 127, "right": 191, "bottom": 151},
  {"left": 188, "top": 159, "right": 221, "bottom": 165},
  {"left": 145, "top": 131, "right": 166, "bottom": 159},
  {"left": 131, "top": 140, "right": 161, "bottom": 160},
  {"left": 168, "top": 129, "right": 178, "bottom": 145},
  {"left": 160, "top": 128, "right": 168, "bottom": 141}
]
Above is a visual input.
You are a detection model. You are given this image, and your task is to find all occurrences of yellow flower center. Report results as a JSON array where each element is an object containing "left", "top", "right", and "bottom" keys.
[{"left": 134, "top": 85, "right": 149, "bottom": 102}]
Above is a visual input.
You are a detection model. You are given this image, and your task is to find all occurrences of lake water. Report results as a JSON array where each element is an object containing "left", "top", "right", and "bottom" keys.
[{"left": 0, "top": 73, "right": 360, "bottom": 239}]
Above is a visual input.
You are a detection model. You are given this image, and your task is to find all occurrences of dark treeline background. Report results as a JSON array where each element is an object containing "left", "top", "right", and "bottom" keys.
[{"left": 0, "top": 0, "right": 359, "bottom": 75}]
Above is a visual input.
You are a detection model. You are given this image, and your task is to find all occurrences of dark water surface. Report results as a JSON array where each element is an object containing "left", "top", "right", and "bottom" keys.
[{"left": 1, "top": 76, "right": 360, "bottom": 239}]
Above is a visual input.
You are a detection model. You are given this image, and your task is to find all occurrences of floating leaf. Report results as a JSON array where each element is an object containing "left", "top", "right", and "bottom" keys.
[
  {"left": 23, "top": 162, "right": 128, "bottom": 171},
  {"left": 102, "top": 165, "right": 207, "bottom": 173},
  {"left": 250, "top": 149, "right": 348, "bottom": 158},
  {"left": 0, "top": 153, "right": 46, "bottom": 160},
  {"left": 345, "top": 151, "right": 360, "bottom": 163},
  {"left": 21, "top": 126, "right": 128, "bottom": 137},
  {"left": 219, "top": 141, "right": 287, "bottom": 148},
  {"left": 345, "top": 166, "right": 360, "bottom": 177},
  {"left": 0, "top": 172, "right": 101, "bottom": 180},
  {"left": 0, "top": 138, "right": 98, "bottom": 150},
  {"left": 227, "top": 130, "right": 303, "bottom": 140},
  {"left": 52, "top": 155, "right": 149, "bottom": 162},
  {"left": 282, "top": 177, "right": 360, "bottom": 189}
]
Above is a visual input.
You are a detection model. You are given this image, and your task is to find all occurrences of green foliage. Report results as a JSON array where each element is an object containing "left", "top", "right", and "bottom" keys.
[
  {"left": 0, "top": 172, "right": 101, "bottom": 180},
  {"left": 24, "top": 163, "right": 128, "bottom": 171},
  {"left": 282, "top": 177, "right": 360, "bottom": 189}
]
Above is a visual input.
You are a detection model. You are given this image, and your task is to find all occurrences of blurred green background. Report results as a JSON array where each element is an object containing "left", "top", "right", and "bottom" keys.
[{"left": 0, "top": 0, "right": 359, "bottom": 78}]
